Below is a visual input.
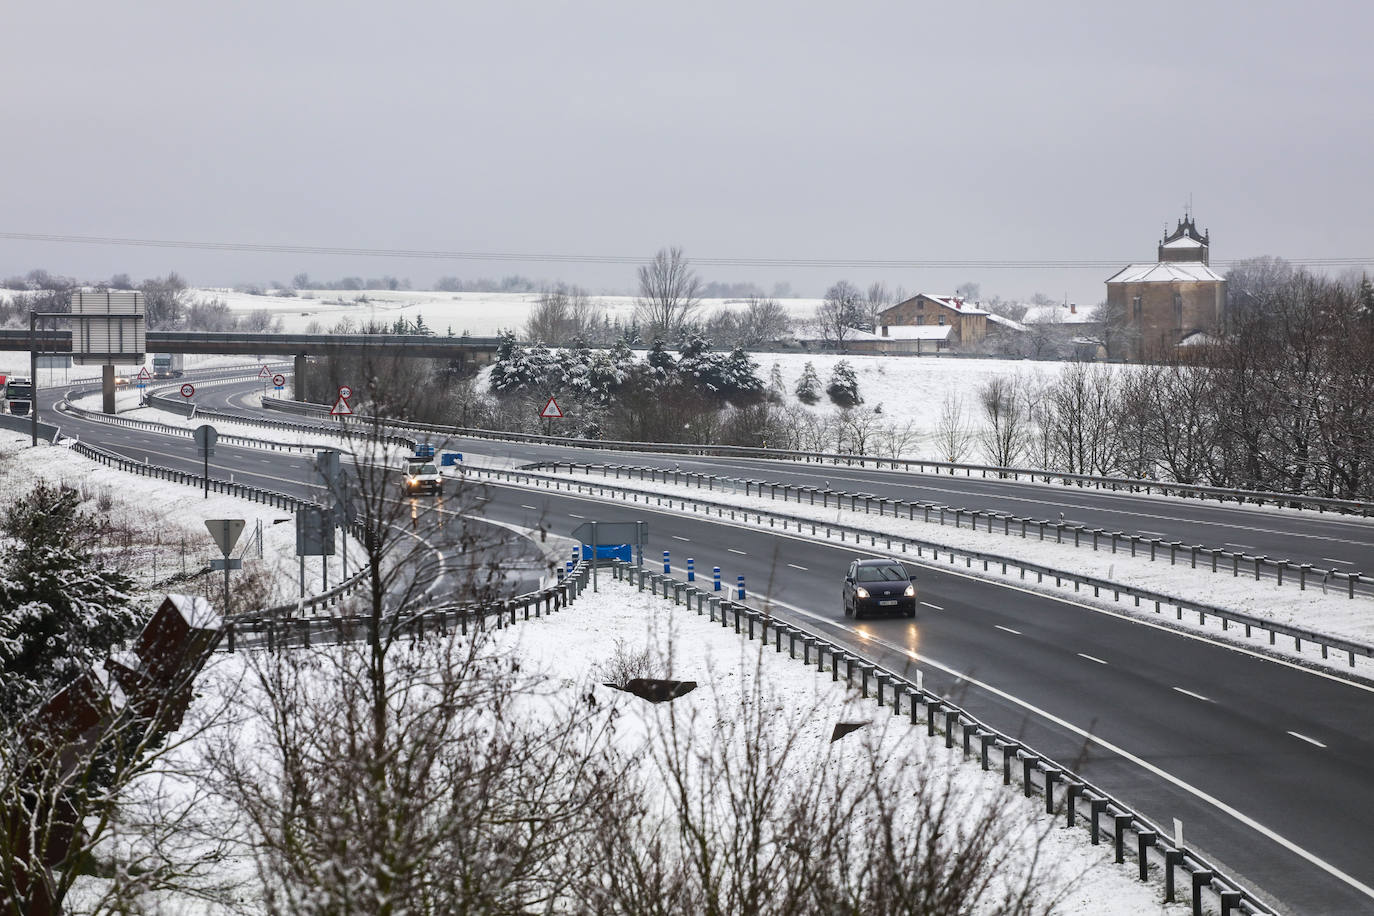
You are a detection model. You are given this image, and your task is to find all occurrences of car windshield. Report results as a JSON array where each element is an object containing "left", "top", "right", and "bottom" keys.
[
  {"left": 855, "top": 565, "right": 907, "bottom": 582},
  {"left": 411, "top": 464, "right": 437, "bottom": 475}
]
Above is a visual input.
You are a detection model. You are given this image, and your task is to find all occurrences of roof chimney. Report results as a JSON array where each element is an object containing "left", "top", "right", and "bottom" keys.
[{"left": 1070, "top": 303, "right": 1077, "bottom": 314}]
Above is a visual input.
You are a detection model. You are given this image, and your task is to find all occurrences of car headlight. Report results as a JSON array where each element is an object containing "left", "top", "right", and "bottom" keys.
[
  {"left": 904, "top": 584, "right": 916, "bottom": 597},
  {"left": 855, "top": 587, "right": 870, "bottom": 599}
]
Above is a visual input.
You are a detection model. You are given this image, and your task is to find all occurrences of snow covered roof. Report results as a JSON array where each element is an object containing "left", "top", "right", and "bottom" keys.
[
  {"left": 1020, "top": 304, "right": 1097, "bottom": 325},
  {"left": 870, "top": 324, "right": 955, "bottom": 340},
  {"left": 1106, "top": 262, "right": 1226, "bottom": 284},
  {"left": 1161, "top": 236, "right": 1205, "bottom": 249},
  {"left": 164, "top": 594, "right": 221, "bottom": 629},
  {"left": 1177, "top": 331, "right": 1221, "bottom": 347},
  {"left": 985, "top": 313, "right": 1028, "bottom": 332},
  {"left": 918, "top": 294, "right": 989, "bottom": 316}
]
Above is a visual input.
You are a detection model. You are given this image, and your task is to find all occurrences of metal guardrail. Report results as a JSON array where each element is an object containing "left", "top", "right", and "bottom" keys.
[
  {"left": 532, "top": 462, "right": 1367, "bottom": 600},
  {"left": 147, "top": 389, "right": 417, "bottom": 452},
  {"left": 613, "top": 558, "right": 1275, "bottom": 916},
  {"left": 467, "top": 465, "right": 1374, "bottom": 668},
  {"left": 216, "top": 558, "right": 593, "bottom": 652},
  {"left": 260, "top": 396, "right": 1374, "bottom": 517}
]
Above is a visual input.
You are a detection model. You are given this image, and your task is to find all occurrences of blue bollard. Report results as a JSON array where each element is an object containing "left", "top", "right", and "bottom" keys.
[
  {"left": 565, "top": 561, "right": 573, "bottom": 577},
  {"left": 737, "top": 575, "right": 746, "bottom": 600},
  {"left": 687, "top": 557, "right": 695, "bottom": 582},
  {"left": 713, "top": 566, "right": 721, "bottom": 591},
  {"left": 557, "top": 566, "right": 565, "bottom": 581},
  {"left": 572, "top": 546, "right": 580, "bottom": 566},
  {"left": 663, "top": 550, "right": 671, "bottom": 574}
]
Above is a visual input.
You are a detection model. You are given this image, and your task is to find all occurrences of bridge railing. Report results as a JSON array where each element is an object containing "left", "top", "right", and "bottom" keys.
[{"left": 614, "top": 557, "right": 1275, "bottom": 916}]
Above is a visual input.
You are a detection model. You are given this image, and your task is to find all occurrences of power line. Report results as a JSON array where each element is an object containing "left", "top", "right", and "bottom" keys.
[{"left": 2, "top": 230, "right": 1372, "bottom": 272}]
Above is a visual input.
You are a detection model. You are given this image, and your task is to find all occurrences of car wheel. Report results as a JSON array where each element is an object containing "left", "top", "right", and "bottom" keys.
[
  {"left": 853, "top": 605, "right": 864, "bottom": 621},
  {"left": 905, "top": 608, "right": 916, "bottom": 619}
]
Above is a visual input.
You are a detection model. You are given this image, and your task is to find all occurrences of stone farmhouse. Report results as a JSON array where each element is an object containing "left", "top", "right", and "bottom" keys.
[{"left": 876, "top": 293, "right": 989, "bottom": 349}]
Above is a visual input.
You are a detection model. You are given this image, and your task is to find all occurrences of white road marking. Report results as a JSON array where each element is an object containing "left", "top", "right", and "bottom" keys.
[
  {"left": 1139, "top": 530, "right": 1166, "bottom": 537},
  {"left": 920, "top": 601, "right": 943, "bottom": 610},
  {"left": 787, "top": 563, "right": 808, "bottom": 571},
  {"left": 1288, "top": 731, "right": 1327, "bottom": 748},
  {"left": 672, "top": 535, "right": 691, "bottom": 542},
  {"left": 1322, "top": 557, "right": 1353, "bottom": 565},
  {"left": 519, "top": 504, "right": 537, "bottom": 510},
  {"left": 1172, "top": 686, "right": 1212, "bottom": 702},
  {"left": 1077, "top": 653, "right": 1108, "bottom": 665},
  {"left": 758, "top": 593, "right": 1374, "bottom": 906},
  {"left": 728, "top": 548, "right": 747, "bottom": 555},
  {"left": 1225, "top": 543, "right": 1254, "bottom": 550},
  {"left": 568, "top": 513, "right": 585, "bottom": 518},
  {"left": 994, "top": 624, "right": 1021, "bottom": 635}
]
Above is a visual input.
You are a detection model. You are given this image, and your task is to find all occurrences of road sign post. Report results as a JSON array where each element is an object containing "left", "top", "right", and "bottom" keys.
[
  {"left": 194, "top": 424, "right": 217, "bottom": 499},
  {"left": 206, "top": 518, "right": 245, "bottom": 613}
]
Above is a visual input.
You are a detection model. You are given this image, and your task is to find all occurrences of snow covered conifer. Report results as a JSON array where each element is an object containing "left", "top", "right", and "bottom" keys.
[
  {"left": 795, "top": 361, "right": 821, "bottom": 404},
  {"left": 826, "top": 360, "right": 862, "bottom": 407},
  {"left": 0, "top": 482, "right": 141, "bottom": 718}
]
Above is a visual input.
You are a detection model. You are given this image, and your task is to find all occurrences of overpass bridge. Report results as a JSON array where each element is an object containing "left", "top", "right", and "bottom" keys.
[{"left": 0, "top": 329, "right": 502, "bottom": 409}]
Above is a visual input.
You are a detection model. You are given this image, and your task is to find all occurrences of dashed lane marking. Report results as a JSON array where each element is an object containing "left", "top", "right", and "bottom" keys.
[
  {"left": 995, "top": 624, "right": 1021, "bottom": 635},
  {"left": 1172, "top": 686, "right": 1212, "bottom": 703},
  {"left": 1288, "top": 731, "right": 1327, "bottom": 748},
  {"left": 1077, "top": 653, "right": 1108, "bottom": 665}
]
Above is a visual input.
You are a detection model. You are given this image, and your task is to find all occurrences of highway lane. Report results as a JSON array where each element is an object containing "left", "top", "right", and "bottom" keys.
[{"left": 52, "top": 385, "right": 1374, "bottom": 913}]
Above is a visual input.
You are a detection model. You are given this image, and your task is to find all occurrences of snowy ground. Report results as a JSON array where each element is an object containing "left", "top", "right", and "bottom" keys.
[
  {"left": 0, "top": 430, "right": 361, "bottom": 609},
  {"left": 496, "top": 466, "right": 1374, "bottom": 678},
  {"left": 76, "top": 577, "right": 1190, "bottom": 914},
  {"left": 186, "top": 286, "right": 829, "bottom": 338}
]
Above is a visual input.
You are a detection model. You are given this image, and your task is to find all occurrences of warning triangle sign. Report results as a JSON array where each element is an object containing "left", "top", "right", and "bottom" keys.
[
  {"left": 331, "top": 396, "right": 353, "bottom": 416},
  {"left": 258, "top": 365, "right": 270, "bottom": 378},
  {"left": 137, "top": 366, "right": 151, "bottom": 380},
  {"left": 540, "top": 397, "right": 563, "bottom": 419}
]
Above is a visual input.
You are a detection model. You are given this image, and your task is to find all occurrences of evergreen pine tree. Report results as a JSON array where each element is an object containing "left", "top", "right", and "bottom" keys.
[
  {"left": 795, "top": 361, "right": 822, "bottom": 404},
  {"left": 0, "top": 483, "right": 141, "bottom": 718},
  {"left": 826, "top": 360, "right": 862, "bottom": 407}
]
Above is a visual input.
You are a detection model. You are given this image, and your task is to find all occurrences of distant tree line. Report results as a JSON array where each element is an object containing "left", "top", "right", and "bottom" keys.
[{"left": 0, "top": 269, "right": 279, "bottom": 333}]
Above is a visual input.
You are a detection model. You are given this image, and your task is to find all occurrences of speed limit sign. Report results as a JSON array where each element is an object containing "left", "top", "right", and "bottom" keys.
[
  {"left": 338, "top": 385, "right": 353, "bottom": 400},
  {"left": 180, "top": 383, "right": 195, "bottom": 398}
]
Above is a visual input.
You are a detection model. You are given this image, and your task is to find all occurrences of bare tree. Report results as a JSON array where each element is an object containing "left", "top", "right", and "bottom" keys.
[
  {"left": 977, "top": 376, "right": 1029, "bottom": 469},
  {"left": 934, "top": 393, "right": 974, "bottom": 463},
  {"left": 1039, "top": 364, "right": 1122, "bottom": 475},
  {"left": 813, "top": 281, "right": 865, "bottom": 350},
  {"left": 524, "top": 284, "right": 599, "bottom": 344},
  {"left": 861, "top": 282, "right": 891, "bottom": 331},
  {"left": 635, "top": 247, "right": 702, "bottom": 341},
  {"left": 738, "top": 296, "right": 791, "bottom": 345}
]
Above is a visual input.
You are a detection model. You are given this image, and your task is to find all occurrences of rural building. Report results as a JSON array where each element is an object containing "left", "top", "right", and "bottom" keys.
[
  {"left": 1105, "top": 216, "right": 1226, "bottom": 359},
  {"left": 848, "top": 324, "right": 954, "bottom": 354},
  {"left": 877, "top": 293, "right": 989, "bottom": 348}
]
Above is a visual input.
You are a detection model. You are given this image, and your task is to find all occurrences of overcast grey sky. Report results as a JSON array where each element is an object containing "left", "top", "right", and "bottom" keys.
[{"left": 3, "top": 1, "right": 1372, "bottom": 305}]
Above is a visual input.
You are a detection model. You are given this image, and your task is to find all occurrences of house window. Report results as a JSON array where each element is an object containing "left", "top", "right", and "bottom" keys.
[
  {"left": 1132, "top": 295, "right": 1142, "bottom": 321},
  {"left": 938, "top": 314, "right": 945, "bottom": 326},
  {"left": 916, "top": 300, "right": 924, "bottom": 310},
  {"left": 1173, "top": 292, "right": 1183, "bottom": 328},
  {"left": 916, "top": 315, "right": 924, "bottom": 325}
]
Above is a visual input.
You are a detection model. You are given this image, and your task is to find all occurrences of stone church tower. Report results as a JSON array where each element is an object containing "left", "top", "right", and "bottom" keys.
[{"left": 1106, "top": 215, "right": 1226, "bottom": 359}]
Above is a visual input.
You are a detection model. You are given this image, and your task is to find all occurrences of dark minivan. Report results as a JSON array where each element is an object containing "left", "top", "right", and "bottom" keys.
[{"left": 843, "top": 558, "right": 917, "bottom": 619}]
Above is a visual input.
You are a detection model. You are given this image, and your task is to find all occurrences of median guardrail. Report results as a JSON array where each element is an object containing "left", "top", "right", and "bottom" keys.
[
  {"left": 466, "top": 464, "right": 1374, "bottom": 669},
  {"left": 614, "top": 557, "right": 1275, "bottom": 916},
  {"left": 261, "top": 395, "right": 1374, "bottom": 517},
  {"left": 531, "top": 461, "right": 1367, "bottom": 600}
]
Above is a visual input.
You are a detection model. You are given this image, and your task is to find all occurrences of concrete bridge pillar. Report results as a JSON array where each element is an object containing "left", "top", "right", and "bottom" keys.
[
  {"left": 293, "top": 353, "right": 307, "bottom": 401},
  {"left": 102, "top": 364, "right": 115, "bottom": 414}
]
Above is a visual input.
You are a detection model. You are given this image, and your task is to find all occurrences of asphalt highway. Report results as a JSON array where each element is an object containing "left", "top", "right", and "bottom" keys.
[{"left": 50, "top": 377, "right": 1374, "bottom": 914}]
